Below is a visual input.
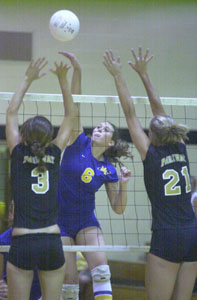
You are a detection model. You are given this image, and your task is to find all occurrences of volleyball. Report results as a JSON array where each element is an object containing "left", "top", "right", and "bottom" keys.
[{"left": 49, "top": 10, "right": 80, "bottom": 42}]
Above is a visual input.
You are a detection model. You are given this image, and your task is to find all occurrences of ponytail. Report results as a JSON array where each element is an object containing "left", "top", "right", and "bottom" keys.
[{"left": 31, "top": 141, "right": 47, "bottom": 172}]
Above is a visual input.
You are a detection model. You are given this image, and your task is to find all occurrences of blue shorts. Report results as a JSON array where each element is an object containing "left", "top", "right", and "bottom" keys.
[
  {"left": 58, "top": 211, "right": 101, "bottom": 240},
  {"left": 150, "top": 227, "right": 197, "bottom": 263},
  {"left": 8, "top": 233, "right": 65, "bottom": 270}
]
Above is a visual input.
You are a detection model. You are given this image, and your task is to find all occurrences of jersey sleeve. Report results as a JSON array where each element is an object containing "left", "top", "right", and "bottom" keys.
[
  {"left": 10, "top": 143, "right": 23, "bottom": 160},
  {"left": 106, "top": 163, "right": 119, "bottom": 183},
  {"left": 65, "top": 132, "right": 89, "bottom": 150},
  {"left": 110, "top": 169, "right": 119, "bottom": 182},
  {"left": 48, "top": 144, "right": 61, "bottom": 165}
]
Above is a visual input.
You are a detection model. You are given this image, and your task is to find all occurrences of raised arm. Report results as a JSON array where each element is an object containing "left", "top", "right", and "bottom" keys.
[
  {"left": 50, "top": 62, "right": 75, "bottom": 151},
  {"left": 105, "top": 166, "right": 131, "bottom": 214},
  {"left": 103, "top": 50, "right": 150, "bottom": 160},
  {"left": 58, "top": 51, "right": 83, "bottom": 144},
  {"left": 59, "top": 51, "right": 82, "bottom": 94},
  {"left": 128, "top": 47, "right": 165, "bottom": 116},
  {"left": 6, "top": 58, "right": 47, "bottom": 153}
]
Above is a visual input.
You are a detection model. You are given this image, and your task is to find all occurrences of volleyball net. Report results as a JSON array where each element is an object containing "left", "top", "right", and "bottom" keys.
[{"left": 0, "top": 93, "right": 197, "bottom": 253}]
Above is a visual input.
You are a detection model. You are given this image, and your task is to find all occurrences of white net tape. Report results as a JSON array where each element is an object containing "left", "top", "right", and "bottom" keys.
[
  {"left": 1, "top": 92, "right": 197, "bottom": 105},
  {"left": 0, "top": 245, "right": 150, "bottom": 253}
]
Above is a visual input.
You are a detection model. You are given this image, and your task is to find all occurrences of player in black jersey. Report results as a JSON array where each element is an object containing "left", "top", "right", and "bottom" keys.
[
  {"left": 103, "top": 48, "right": 197, "bottom": 300},
  {"left": 6, "top": 58, "right": 74, "bottom": 300}
]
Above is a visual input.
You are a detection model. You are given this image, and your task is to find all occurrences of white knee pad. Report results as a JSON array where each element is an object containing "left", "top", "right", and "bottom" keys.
[
  {"left": 61, "top": 284, "right": 79, "bottom": 300},
  {"left": 91, "top": 265, "right": 111, "bottom": 282}
]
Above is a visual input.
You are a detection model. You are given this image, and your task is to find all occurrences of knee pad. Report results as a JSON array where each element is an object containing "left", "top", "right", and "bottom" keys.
[
  {"left": 91, "top": 265, "right": 111, "bottom": 282},
  {"left": 61, "top": 284, "right": 79, "bottom": 300}
]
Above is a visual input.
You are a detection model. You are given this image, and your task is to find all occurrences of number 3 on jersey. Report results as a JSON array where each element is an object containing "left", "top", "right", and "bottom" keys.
[
  {"left": 31, "top": 167, "right": 49, "bottom": 194},
  {"left": 163, "top": 166, "right": 191, "bottom": 196},
  {"left": 81, "top": 168, "right": 95, "bottom": 183}
]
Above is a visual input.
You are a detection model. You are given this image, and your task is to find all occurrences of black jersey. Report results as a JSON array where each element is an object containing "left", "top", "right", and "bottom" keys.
[
  {"left": 143, "top": 142, "right": 197, "bottom": 230},
  {"left": 11, "top": 143, "right": 61, "bottom": 229}
]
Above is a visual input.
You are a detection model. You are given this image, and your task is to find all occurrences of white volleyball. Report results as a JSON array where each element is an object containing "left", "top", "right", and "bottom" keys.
[{"left": 49, "top": 10, "right": 80, "bottom": 42}]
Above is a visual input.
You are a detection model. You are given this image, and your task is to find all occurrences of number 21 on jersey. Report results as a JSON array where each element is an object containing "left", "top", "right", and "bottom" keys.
[{"left": 163, "top": 166, "right": 191, "bottom": 196}]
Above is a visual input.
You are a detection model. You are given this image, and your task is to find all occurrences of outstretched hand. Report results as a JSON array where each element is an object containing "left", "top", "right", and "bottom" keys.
[
  {"left": 50, "top": 61, "right": 71, "bottom": 80},
  {"left": 25, "top": 57, "right": 48, "bottom": 82},
  {"left": 103, "top": 50, "right": 122, "bottom": 77},
  {"left": 58, "top": 51, "right": 81, "bottom": 70},
  {"left": 128, "top": 47, "right": 153, "bottom": 76}
]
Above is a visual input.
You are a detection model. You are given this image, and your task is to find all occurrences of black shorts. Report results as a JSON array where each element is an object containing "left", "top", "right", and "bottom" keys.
[
  {"left": 8, "top": 233, "right": 65, "bottom": 271},
  {"left": 150, "top": 227, "right": 197, "bottom": 263}
]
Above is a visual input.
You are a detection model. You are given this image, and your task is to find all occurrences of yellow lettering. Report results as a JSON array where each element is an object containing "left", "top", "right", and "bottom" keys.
[
  {"left": 43, "top": 155, "right": 55, "bottom": 164},
  {"left": 161, "top": 158, "right": 165, "bottom": 167},
  {"left": 100, "top": 166, "right": 108, "bottom": 175},
  {"left": 23, "top": 155, "right": 55, "bottom": 164},
  {"left": 161, "top": 154, "right": 186, "bottom": 167}
]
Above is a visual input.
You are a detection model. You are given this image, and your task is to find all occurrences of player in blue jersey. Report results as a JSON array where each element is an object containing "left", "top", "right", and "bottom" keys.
[
  {"left": 57, "top": 52, "right": 132, "bottom": 300},
  {"left": 6, "top": 58, "right": 74, "bottom": 300},
  {"left": 0, "top": 201, "right": 41, "bottom": 300},
  {"left": 103, "top": 48, "right": 197, "bottom": 300}
]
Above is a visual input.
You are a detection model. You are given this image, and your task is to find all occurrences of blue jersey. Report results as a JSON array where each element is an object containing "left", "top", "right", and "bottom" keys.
[
  {"left": 143, "top": 142, "right": 197, "bottom": 230},
  {"left": 0, "top": 228, "right": 41, "bottom": 300},
  {"left": 11, "top": 143, "right": 61, "bottom": 229},
  {"left": 57, "top": 132, "right": 118, "bottom": 216}
]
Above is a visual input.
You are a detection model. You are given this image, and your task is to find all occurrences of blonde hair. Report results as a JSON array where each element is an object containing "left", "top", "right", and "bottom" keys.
[{"left": 149, "top": 115, "right": 189, "bottom": 146}]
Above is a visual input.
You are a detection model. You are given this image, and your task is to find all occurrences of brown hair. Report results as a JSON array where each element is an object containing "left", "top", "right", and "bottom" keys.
[
  {"left": 149, "top": 115, "right": 189, "bottom": 146},
  {"left": 104, "top": 122, "right": 133, "bottom": 167},
  {"left": 20, "top": 116, "right": 54, "bottom": 172}
]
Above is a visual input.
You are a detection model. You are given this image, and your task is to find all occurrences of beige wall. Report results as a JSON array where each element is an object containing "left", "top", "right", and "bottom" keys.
[
  {"left": 0, "top": 0, "right": 197, "bottom": 262},
  {"left": 0, "top": 0, "right": 197, "bottom": 97}
]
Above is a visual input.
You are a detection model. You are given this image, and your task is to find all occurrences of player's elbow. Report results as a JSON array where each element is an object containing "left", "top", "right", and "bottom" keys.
[{"left": 112, "top": 204, "right": 126, "bottom": 215}]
